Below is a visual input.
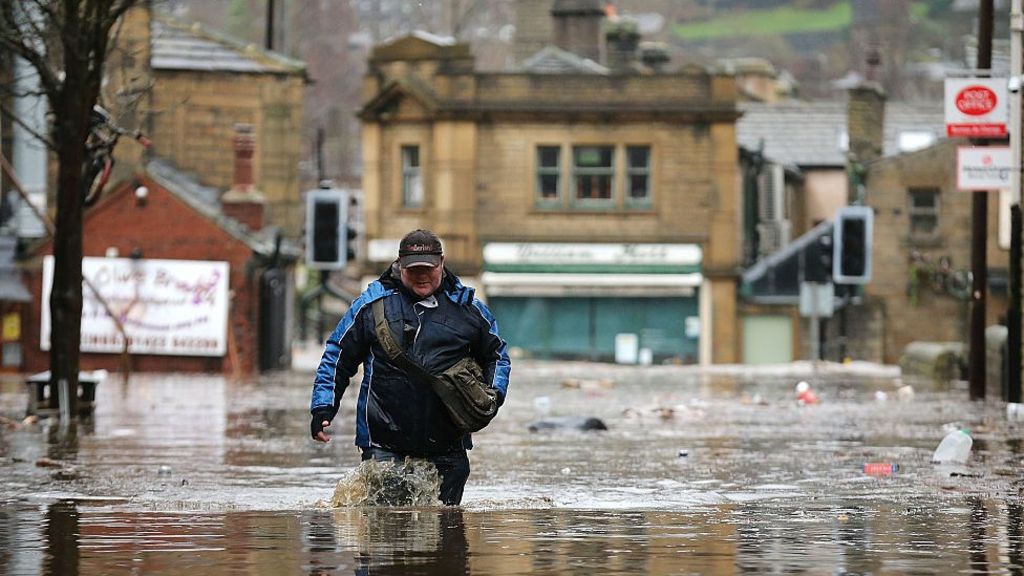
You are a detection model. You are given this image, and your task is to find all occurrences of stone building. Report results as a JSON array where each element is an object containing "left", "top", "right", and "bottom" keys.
[
  {"left": 358, "top": 1, "right": 741, "bottom": 363},
  {"left": 737, "top": 85, "right": 948, "bottom": 363},
  {"left": 862, "top": 139, "right": 1006, "bottom": 365},
  {"left": 105, "top": 4, "right": 308, "bottom": 237}
]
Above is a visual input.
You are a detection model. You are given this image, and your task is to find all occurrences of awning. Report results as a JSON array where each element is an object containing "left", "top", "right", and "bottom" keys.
[{"left": 481, "top": 272, "right": 703, "bottom": 297}]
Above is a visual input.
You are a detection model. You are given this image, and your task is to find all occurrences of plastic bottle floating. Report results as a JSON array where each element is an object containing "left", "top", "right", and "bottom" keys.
[
  {"left": 931, "top": 429, "right": 972, "bottom": 465},
  {"left": 863, "top": 462, "right": 898, "bottom": 476}
]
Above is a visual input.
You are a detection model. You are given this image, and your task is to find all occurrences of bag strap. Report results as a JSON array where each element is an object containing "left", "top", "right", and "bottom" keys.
[{"left": 371, "top": 298, "right": 438, "bottom": 384}]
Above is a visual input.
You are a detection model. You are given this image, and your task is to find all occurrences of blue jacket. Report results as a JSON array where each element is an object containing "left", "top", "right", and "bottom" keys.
[{"left": 310, "top": 265, "right": 511, "bottom": 455}]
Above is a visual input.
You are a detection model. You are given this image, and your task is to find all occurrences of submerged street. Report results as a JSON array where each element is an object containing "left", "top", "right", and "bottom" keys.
[{"left": 1, "top": 357, "right": 1023, "bottom": 574}]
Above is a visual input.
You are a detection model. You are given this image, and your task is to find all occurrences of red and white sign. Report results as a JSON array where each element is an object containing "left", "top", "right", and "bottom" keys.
[
  {"left": 956, "top": 146, "right": 1011, "bottom": 191},
  {"left": 945, "top": 78, "right": 1008, "bottom": 137}
]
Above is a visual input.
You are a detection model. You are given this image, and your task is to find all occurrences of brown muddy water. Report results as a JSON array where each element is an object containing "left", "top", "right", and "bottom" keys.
[{"left": 1, "top": 361, "right": 1023, "bottom": 575}]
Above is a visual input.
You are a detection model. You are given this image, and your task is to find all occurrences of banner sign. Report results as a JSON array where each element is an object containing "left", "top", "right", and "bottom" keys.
[
  {"left": 484, "top": 243, "right": 702, "bottom": 266},
  {"left": 957, "top": 146, "right": 1012, "bottom": 191},
  {"left": 944, "top": 78, "right": 1008, "bottom": 138},
  {"left": 482, "top": 243, "right": 702, "bottom": 274},
  {"left": 41, "top": 257, "right": 230, "bottom": 356}
]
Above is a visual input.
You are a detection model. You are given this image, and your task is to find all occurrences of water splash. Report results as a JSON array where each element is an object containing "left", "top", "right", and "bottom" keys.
[{"left": 331, "top": 458, "right": 441, "bottom": 507}]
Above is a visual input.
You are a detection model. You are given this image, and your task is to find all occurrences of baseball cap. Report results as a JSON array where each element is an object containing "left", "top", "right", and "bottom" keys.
[{"left": 398, "top": 229, "right": 443, "bottom": 268}]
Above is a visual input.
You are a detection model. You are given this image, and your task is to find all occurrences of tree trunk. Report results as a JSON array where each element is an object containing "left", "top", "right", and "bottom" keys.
[{"left": 48, "top": 72, "right": 96, "bottom": 416}]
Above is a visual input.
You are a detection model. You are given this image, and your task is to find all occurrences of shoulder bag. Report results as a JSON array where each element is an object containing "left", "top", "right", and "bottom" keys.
[{"left": 371, "top": 299, "right": 498, "bottom": 433}]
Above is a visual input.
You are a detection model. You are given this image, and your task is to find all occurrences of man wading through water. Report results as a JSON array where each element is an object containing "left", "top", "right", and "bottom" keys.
[{"left": 310, "top": 229, "right": 511, "bottom": 505}]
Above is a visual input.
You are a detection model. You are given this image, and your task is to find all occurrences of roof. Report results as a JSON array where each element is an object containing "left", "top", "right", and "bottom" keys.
[
  {"left": 144, "top": 158, "right": 301, "bottom": 260},
  {"left": 369, "top": 32, "right": 473, "bottom": 65},
  {"left": 520, "top": 45, "right": 609, "bottom": 75},
  {"left": 151, "top": 17, "right": 306, "bottom": 75},
  {"left": 552, "top": 0, "right": 606, "bottom": 15},
  {"left": 737, "top": 99, "right": 946, "bottom": 167}
]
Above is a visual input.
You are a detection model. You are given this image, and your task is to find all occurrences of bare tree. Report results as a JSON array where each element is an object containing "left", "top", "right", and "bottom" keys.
[{"left": 0, "top": 0, "right": 141, "bottom": 413}]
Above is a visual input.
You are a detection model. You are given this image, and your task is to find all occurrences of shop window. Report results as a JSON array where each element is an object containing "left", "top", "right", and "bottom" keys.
[
  {"left": 401, "top": 145, "right": 422, "bottom": 208},
  {"left": 908, "top": 188, "right": 939, "bottom": 242},
  {"left": 572, "top": 145, "right": 614, "bottom": 207},
  {"left": 536, "top": 145, "right": 561, "bottom": 207}
]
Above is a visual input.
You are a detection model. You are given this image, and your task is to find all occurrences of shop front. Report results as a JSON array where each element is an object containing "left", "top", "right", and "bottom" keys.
[{"left": 481, "top": 243, "right": 704, "bottom": 364}]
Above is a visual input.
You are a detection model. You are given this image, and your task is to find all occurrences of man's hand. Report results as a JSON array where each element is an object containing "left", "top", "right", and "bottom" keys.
[{"left": 310, "top": 407, "right": 334, "bottom": 442}]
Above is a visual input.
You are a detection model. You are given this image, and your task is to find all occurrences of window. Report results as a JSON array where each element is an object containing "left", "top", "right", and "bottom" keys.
[
  {"left": 536, "top": 146, "right": 561, "bottom": 205},
  {"left": 534, "top": 144, "right": 653, "bottom": 211},
  {"left": 401, "top": 145, "right": 422, "bottom": 208},
  {"left": 573, "top": 145, "right": 614, "bottom": 206},
  {"left": 625, "top": 146, "right": 651, "bottom": 206},
  {"left": 908, "top": 188, "right": 939, "bottom": 241}
]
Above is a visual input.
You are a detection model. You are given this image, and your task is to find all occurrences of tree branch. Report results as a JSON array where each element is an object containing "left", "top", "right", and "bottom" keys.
[{"left": 0, "top": 102, "right": 55, "bottom": 150}]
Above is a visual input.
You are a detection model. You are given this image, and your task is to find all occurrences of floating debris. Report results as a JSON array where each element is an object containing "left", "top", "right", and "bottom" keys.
[
  {"left": 561, "top": 378, "right": 615, "bottom": 390},
  {"left": 528, "top": 416, "right": 607, "bottom": 432},
  {"left": 863, "top": 463, "right": 898, "bottom": 476},
  {"left": 795, "top": 381, "right": 819, "bottom": 405}
]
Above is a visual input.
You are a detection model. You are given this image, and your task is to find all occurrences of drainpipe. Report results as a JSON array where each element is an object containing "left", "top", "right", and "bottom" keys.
[{"left": 11, "top": 57, "right": 47, "bottom": 239}]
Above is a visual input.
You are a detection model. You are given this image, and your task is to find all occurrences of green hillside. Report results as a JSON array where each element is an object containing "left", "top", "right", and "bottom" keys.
[{"left": 672, "top": 1, "right": 931, "bottom": 41}]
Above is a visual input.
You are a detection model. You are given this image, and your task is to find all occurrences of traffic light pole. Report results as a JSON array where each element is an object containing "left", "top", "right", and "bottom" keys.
[{"left": 299, "top": 271, "right": 350, "bottom": 343}]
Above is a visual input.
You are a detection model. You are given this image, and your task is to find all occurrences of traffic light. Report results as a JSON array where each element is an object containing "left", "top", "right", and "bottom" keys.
[
  {"left": 305, "top": 188, "right": 349, "bottom": 270},
  {"left": 345, "top": 195, "right": 358, "bottom": 263},
  {"left": 805, "top": 229, "right": 833, "bottom": 283},
  {"left": 832, "top": 205, "right": 873, "bottom": 284}
]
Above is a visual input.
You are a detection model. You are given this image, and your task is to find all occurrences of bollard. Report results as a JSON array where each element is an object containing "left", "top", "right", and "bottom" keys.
[{"left": 57, "top": 378, "right": 71, "bottom": 421}]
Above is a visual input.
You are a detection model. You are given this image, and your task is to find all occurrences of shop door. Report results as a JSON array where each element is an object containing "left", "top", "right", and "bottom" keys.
[{"left": 742, "top": 315, "right": 793, "bottom": 364}]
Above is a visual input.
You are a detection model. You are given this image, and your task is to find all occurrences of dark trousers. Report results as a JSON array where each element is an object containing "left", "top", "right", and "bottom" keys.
[{"left": 360, "top": 447, "right": 470, "bottom": 505}]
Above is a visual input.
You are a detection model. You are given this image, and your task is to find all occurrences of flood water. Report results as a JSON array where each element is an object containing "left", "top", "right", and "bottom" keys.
[{"left": 1, "top": 360, "right": 1023, "bottom": 574}]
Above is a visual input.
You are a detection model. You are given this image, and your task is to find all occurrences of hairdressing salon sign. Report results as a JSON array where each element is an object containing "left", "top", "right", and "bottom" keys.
[{"left": 41, "top": 256, "right": 229, "bottom": 356}]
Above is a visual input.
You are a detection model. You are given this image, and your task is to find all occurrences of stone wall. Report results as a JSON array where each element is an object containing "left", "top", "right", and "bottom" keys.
[
  {"left": 150, "top": 71, "right": 306, "bottom": 237},
  {"left": 864, "top": 139, "right": 1006, "bottom": 363}
]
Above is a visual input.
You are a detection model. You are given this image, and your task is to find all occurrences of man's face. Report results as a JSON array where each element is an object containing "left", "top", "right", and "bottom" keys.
[{"left": 399, "top": 258, "right": 443, "bottom": 298}]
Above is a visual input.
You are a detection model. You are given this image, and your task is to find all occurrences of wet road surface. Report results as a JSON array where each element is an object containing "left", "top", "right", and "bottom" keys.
[{"left": 1, "top": 360, "right": 1023, "bottom": 574}]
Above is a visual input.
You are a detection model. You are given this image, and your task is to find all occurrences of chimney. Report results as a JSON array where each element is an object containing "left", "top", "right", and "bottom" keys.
[
  {"left": 639, "top": 42, "right": 670, "bottom": 73},
  {"left": 221, "top": 123, "right": 266, "bottom": 231},
  {"left": 551, "top": 0, "right": 606, "bottom": 63},
  {"left": 605, "top": 19, "right": 640, "bottom": 71},
  {"left": 846, "top": 82, "right": 886, "bottom": 165}
]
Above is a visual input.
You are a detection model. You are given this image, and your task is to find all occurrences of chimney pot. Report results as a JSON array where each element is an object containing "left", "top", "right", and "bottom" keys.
[
  {"left": 222, "top": 123, "right": 265, "bottom": 230},
  {"left": 231, "top": 123, "right": 256, "bottom": 195}
]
